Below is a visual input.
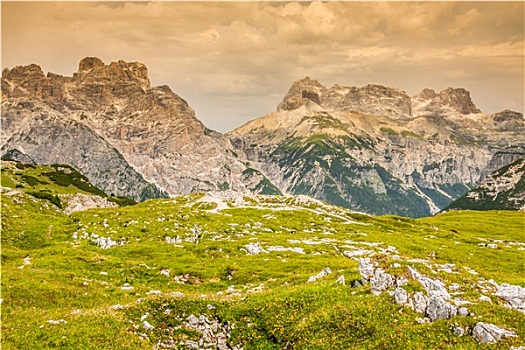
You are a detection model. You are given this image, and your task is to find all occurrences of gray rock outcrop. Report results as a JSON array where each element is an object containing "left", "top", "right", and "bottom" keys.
[{"left": 471, "top": 322, "right": 517, "bottom": 344}]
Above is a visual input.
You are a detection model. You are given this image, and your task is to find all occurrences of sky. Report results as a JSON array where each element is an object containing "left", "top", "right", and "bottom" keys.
[{"left": 2, "top": 1, "right": 524, "bottom": 133}]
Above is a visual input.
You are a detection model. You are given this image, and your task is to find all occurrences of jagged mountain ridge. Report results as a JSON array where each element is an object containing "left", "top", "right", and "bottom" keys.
[
  {"left": 445, "top": 158, "right": 525, "bottom": 211},
  {"left": 1, "top": 57, "right": 280, "bottom": 199},
  {"left": 229, "top": 77, "right": 524, "bottom": 217}
]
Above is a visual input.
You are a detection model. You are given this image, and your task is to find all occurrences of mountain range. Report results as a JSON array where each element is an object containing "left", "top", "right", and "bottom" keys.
[{"left": 2, "top": 57, "right": 524, "bottom": 216}]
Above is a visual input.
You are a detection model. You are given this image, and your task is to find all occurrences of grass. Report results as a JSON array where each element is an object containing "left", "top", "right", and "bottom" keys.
[{"left": 1, "top": 169, "right": 524, "bottom": 349}]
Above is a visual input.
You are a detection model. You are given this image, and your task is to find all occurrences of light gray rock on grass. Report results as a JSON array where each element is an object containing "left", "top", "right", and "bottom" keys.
[
  {"left": 370, "top": 268, "right": 394, "bottom": 296},
  {"left": 494, "top": 283, "right": 525, "bottom": 313},
  {"left": 308, "top": 267, "right": 332, "bottom": 283},
  {"left": 426, "top": 295, "right": 457, "bottom": 321},
  {"left": 471, "top": 322, "right": 517, "bottom": 344}
]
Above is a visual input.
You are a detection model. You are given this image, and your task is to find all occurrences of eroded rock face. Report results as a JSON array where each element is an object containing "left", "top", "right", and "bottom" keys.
[{"left": 2, "top": 57, "right": 279, "bottom": 199}]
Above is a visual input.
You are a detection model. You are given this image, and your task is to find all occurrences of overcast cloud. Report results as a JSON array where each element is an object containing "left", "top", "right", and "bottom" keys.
[{"left": 2, "top": 1, "right": 523, "bottom": 132}]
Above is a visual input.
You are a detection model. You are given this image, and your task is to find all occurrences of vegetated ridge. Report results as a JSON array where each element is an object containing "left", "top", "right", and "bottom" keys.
[{"left": 444, "top": 157, "right": 525, "bottom": 211}]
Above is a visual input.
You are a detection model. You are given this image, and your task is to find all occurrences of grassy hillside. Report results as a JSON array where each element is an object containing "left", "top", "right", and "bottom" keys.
[{"left": 1, "top": 181, "right": 524, "bottom": 348}]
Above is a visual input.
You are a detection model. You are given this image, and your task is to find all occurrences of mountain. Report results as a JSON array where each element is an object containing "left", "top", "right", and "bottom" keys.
[
  {"left": 229, "top": 77, "right": 525, "bottom": 217},
  {"left": 444, "top": 158, "right": 525, "bottom": 211},
  {"left": 1, "top": 57, "right": 280, "bottom": 200}
]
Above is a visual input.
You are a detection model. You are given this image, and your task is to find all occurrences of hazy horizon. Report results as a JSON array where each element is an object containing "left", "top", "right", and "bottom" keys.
[{"left": 2, "top": 1, "right": 524, "bottom": 132}]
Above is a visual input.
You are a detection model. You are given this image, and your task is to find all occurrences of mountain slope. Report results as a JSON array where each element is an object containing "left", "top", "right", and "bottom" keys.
[
  {"left": 229, "top": 77, "right": 524, "bottom": 217},
  {"left": 1, "top": 58, "right": 280, "bottom": 198},
  {"left": 444, "top": 158, "right": 525, "bottom": 211},
  {"left": 2, "top": 190, "right": 524, "bottom": 349}
]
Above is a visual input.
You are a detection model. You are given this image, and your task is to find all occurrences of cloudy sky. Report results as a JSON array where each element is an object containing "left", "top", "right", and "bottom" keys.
[{"left": 2, "top": 1, "right": 523, "bottom": 132}]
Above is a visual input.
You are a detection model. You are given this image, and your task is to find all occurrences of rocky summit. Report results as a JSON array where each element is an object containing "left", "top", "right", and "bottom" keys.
[
  {"left": 1, "top": 57, "right": 279, "bottom": 201},
  {"left": 229, "top": 77, "right": 524, "bottom": 217}
]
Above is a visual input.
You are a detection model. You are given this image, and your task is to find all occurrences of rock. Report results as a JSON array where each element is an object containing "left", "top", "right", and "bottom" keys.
[
  {"left": 46, "top": 319, "right": 67, "bottom": 325},
  {"left": 479, "top": 295, "right": 492, "bottom": 303},
  {"left": 351, "top": 280, "right": 364, "bottom": 288},
  {"left": 471, "top": 322, "right": 517, "bottom": 344},
  {"left": 336, "top": 275, "right": 345, "bottom": 285},
  {"left": 487, "top": 243, "right": 498, "bottom": 249},
  {"left": 412, "top": 292, "right": 428, "bottom": 314},
  {"left": 121, "top": 283, "right": 133, "bottom": 291},
  {"left": 185, "top": 340, "right": 200, "bottom": 349},
  {"left": 449, "top": 283, "right": 460, "bottom": 291},
  {"left": 307, "top": 267, "right": 332, "bottom": 283},
  {"left": 426, "top": 295, "right": 457, "bottom": 321},
  {"left": 207, "top": 304, "right": 216, "bottom": 310},
  {"left": 370, "top": 268, "right": 394, "bottom": 296},
  {"left": 494, "top": 283, "right": 525, "bottom": 313},
  {"left": 394, "top": 287, "right": 409, "bottom": 305},
  {"left": 458, "top": 307, "right": 469, "bottom": 316},
  {"left": 357, "top": 258, "right": 375, "bottom": 284},
  {"left": 411, "top": 270, "right": 450, "bottom": 299},
  {"left": 110, "top": 304, "right": 124, "bottom": 310},
  {"left": 453, "top": 326, "right": 465, "bottom": 337},
  {"left": 188, "top": 314, "right": 199, "bottom": 328},
  {"left": 417, "top": 317, "right": 430, "bottom": 324},
  {"left": 146, "top": 290, "right": 162, "bottom": 295},
  {"left": 244, "top": 243, "right": 268, "bottom": 255},
  {"left": 396, "top": 277, "right": 409, "bottom": 287},
  {"left": 343, "top": 249, "right": 372, "bottom": 258},
  {"left": 160, "top": 269, "right": 170, "bottom": 277}
]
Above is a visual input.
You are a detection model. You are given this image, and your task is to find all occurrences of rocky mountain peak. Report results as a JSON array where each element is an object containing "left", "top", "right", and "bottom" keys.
[
  {"left": 414, "top": 88, "right": 437, "bottom": 100},
  {"left": 75, "top": 57, "right": 150, "bottom": 91},
  {"left": 438, "top": 88, "right": 480, "bottom": 114},
  {"left": 277, "top": 77, "right": 326, "bottom": 111},
  {"left": 78, "top": 57, "right": 105, "bottom": 72}
]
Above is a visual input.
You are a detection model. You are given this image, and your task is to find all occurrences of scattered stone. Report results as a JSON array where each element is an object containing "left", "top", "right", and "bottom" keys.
[
  {"left": 121, "top": 283, "right": 134, "bottom": 291},
  {"left": 449, "top": 283, "right": 460, "bottom": 291},
  {"left": 416, "top": 276, "right": 450, "bottom": 299},
  {"left": 207, "top": 304, "right": 216, "bottom": 310},
  {"left": 243, "top": 243, "right": 268, "bottom": 255},
  {"left": 370, "top": 268, "right": 394, "bottom": 296},
  {"left": 494, "top": 283, "right": 525, "bottom": 313},
  {"left": 146, "top": 290, "right": 162, "bottom": 295},
  {"left": 417, "top": 317, "right": 430, "bottom": 324},
  {"left": 226, "top": 285, "right": 236, "bottom": 294},
  {"left": 487, "top": 243, "right": 498, "bottom": 249},
  {"left": 479, "top": 295, "right": 492, "bottom": 303},
  {"left": 394, "top": 287, "right": 409, "bottom": 306},
  {"left": 82, "top": 281, "right": 89, "bottom": 287},
  {"left": 110, "top": 304, "right": 124, "bottom": 310},
  {"left": 343, "top": 249, "right": 373, "bottom": 258},
  {"left": 458, "top": 307, "right": 469, "bottom": 316},
  {"left": 396, "top": 277, "right": 409, "bottom": 287},
  {"left": 453, "top": 326, "right": 465, "bottom": 337},
  {"left": 185, "top": 340, "right": 199, "bottom": 350},
  {"left": 307, "top": 267, "right": 332, "bottom": 283},
  {"left": 142, "top": 321, "right": 154, "bottom": 331},
  {"left": 188, "top": 314, "right": 199, "bottom": 328},
  {"left": 392, "top": 263, "right": 402, "bottom": 268},
  {"left": 425, "top": 295, "right": 457, "bottom": 321},
  {"left": 160, "top": 269, "right": 170, "bottom": 277},
  {"left": 100, "top": 271, "right": 108, "bottom": 276},
  {"left": 335, "top": 275, "right": 345, "bottom": 285},
  {"left": 351, "top": 280, "right": 363, "bottom": 288},
  {"left": 141, "top": 313, "right": 149, "bottom": 321},
  {"left": 267, "top": 246, "right": 305, "bottom": 254},
  {"left": 357, "top": 258, "right": 375, "bottom": 284},
  {"left": 386, "top": 246, "right": 398, "bottom": 253},
  {"left": 170, "top": 292, "right": 185, "bottom": 298},
  {"left": 46, "top": 319, "right": 67, "bottom": 325},
  {"left": 412, "top": 292, "right": 428, "bottom": 314},
  {"left": 471, "top": 322, "right": 517, "bottom": 344}
]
